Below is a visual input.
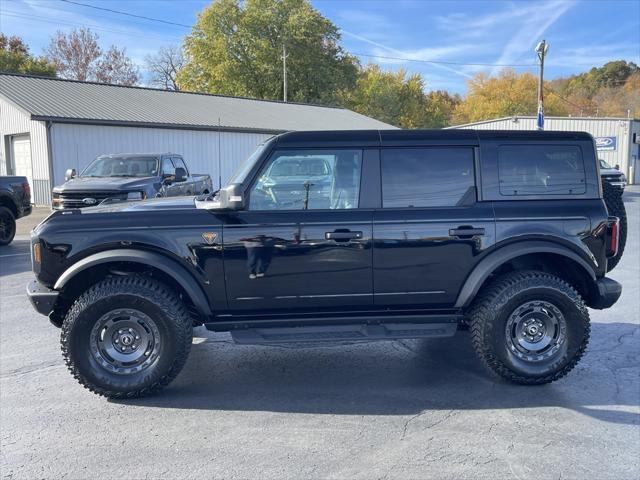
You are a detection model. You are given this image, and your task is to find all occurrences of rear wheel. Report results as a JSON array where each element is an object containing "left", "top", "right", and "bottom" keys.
[
  {"left": 602, "top": 181, "right": 626, "bottom": 272},
  {"left": 0, "top": 206, "right": 16, "bottom": 246},
  {"left": 61, "top": 276, "right": 193, "bottom": 398},
  {"left": 468, "top": 271, "right": 590, "bottom": 385}
]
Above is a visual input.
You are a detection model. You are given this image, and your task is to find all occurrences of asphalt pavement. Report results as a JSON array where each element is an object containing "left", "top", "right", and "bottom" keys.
[{"left": 1, "top": 191, "right": 638, "bottom": 479}]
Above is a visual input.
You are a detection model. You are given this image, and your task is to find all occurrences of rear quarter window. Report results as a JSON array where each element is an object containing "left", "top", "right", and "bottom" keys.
[{"left": 498, "top": 145, "right": 586, "bottom": 196}]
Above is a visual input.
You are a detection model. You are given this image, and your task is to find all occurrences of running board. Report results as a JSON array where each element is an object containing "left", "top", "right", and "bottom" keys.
[{"left": 229, "top": 323, "right": 457, "bottom": 345}]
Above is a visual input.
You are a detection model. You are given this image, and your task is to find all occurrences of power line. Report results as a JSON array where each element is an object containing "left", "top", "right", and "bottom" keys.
[
  {"left": 58, "top": 0, "right": 191, "bottom": 28},
  {"left": 2, "top": 11, "right": 182, "bottom": 42},
  {"left": 351, "top": 52, "right": 537, "bottom": 67}
]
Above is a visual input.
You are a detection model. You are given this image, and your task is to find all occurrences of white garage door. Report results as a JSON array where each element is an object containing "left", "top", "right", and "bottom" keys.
[{"left": 11, "top": 135, "right": 33, "bottom": 188}]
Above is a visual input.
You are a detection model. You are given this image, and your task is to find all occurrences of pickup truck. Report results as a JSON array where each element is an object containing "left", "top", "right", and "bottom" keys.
[
  {"left": 27, "top": 130, "right": 624, "bottom": 399},
  {"left": 0, "top": 176, "right": 31, "bottom": 245},
  {"left": 51, "top": 153, "right": 213, "bottom": 209}
]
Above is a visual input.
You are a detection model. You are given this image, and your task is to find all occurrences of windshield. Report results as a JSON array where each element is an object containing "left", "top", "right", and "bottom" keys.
[
  {"left": 81, "top": 155, "right": 159, "bottom": 177},
  {"left": 599, "top": 159, "right": 613, "bottom": 169},
  {"left": 228, "top": 140, "right": 272, "bottom": 184}
]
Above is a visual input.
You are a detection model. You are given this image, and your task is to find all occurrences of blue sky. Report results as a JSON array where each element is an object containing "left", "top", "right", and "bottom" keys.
[{"left": 1, "top": 0, "right": 639, "bottom": 94}]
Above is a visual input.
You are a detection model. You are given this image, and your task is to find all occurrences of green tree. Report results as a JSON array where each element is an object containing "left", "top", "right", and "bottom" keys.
[
  {"left": 0, "top": 34, "right": 56, "bottom": 76},
  {"left": 344, "top": 64, "right": 430, "bottom": 128},
  {"left": 424, "top": 90, "right": 461, "bottom": 128},
  {"left": 178, "top": 0, "right": 358, "bottom": 104},
  {"left": 453, "top": 69, "right": 567, "bottom": 124}
]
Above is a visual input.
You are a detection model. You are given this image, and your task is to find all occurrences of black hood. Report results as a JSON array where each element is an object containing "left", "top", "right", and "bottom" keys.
[
  {"left": 79, "top": 196, "right": 197, "bottom": 214},
  {"left": 53, "top": 176, "right": 157, "bottom": 192}
]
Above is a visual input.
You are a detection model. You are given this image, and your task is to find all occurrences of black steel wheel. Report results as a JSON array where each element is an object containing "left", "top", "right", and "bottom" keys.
[
  {"left": 468, "top": 270, "right": 590, "bottom": 385},
  {"left": 61, "top": 275, "right": 193, "bottom": 398},
  {"left": 0, "top": 206, "right": 16, "bottom": 246}
]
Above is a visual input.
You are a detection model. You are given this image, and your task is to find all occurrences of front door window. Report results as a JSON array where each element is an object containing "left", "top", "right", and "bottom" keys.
[{"left": 248, "top": 150, "right": 362, "bottom": 211}]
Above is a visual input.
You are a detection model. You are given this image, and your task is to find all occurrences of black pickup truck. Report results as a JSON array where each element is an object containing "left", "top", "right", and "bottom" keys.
[
  {"left": 51, "top": 153, "right": 213, "bottom": 209},
  {"left": 27, "top": 130, "right": 623, "bottom": 399},
  {"left": 0, "top": 176, "right": 31, "bottom": 245}
]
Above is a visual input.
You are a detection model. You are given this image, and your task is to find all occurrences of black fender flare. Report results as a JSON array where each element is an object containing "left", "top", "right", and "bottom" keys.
[
  {"left": 454, "top": 241, "right": 597, "bottom": 308},
  {"left": 54, "top": 249, "right": 213, "bottom": 318}
]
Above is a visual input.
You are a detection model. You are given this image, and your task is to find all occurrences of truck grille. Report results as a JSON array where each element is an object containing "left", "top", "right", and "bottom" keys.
[{"left": 53, "top": 191, "right": 126, "bottom": 209}]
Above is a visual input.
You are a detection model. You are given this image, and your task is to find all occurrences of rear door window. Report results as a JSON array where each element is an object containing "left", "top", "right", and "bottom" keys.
[
  {"left": 381, "top": 148, "right": 474, "bottom": 207},
  {"left": 498, "top": 145, "right": 586, "bottom": 196}
]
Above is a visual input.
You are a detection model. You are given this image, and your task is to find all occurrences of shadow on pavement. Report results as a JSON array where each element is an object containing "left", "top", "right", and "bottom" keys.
[
  {"left": 0, "top": 239, "right": 32, "bottom": 276},
  {"left": 122, "top": 322, "right": 639, "bottom": 425}
]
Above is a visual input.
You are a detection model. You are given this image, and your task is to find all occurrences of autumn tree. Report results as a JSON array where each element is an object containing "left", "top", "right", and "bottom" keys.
[
  {"left": 178, "top": 0, "right": 358, "bottom": 104},
  {"left": 96, "top": 46, "right": 139, "bottom": 85},
  {"left": 45, "top": 28, "right": 138, "bottom": 85},
  {"left": 424, "top": 90, "right": 461, "bottom": 128},
  {"left": 145, "top": 45, "right": 184, "bottom": 90},
  {"left": 0, "top": 33, "right": 56, "bottom": 76},
  {"left": 343, "top": 64, "right": 430, "bottom": 128},
  {"left": 453, "top": 69, "right": 567, "bottom": 124}
]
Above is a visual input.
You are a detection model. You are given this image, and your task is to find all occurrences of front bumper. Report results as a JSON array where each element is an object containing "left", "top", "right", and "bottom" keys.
[
  {"left": 591, "top": 277, "right": 622, "bottom": 309},
  {"left": 26, "top": 279, "right": 59, "bottom": 316}
]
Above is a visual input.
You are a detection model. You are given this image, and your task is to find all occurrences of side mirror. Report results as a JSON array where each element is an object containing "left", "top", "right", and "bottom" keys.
[
  {"left": 615, "top": 164, "right": 620, "bottom": 170},
  {"left": 65, "top": 168, "right": 77, "bottom": 182},
  {"left": 174, "top": 167, "right": 187, "bottom": 183}
]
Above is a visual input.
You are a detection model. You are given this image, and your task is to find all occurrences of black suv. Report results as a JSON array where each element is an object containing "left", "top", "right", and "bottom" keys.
[{"left": 27, "top": 130, "right": 623, "bottom": 398}]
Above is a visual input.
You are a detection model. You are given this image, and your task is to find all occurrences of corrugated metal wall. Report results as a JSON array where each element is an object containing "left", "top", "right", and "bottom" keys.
[
  {"left": 0, "top": 98, "right": 52, "bottom": 204},
  {"left": 49, "top": 123, "right": 272, "bottom": 189},
  {"left": 454, "top": 117, "right": 637, "bottom": 180}
]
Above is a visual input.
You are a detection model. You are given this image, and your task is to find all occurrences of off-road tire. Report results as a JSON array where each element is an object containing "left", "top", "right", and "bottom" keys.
[
  {"left": 0, "top": 206, "right": 16, "bottom": 246},
  {"left": 468, "top": 270, "right": 590, "bottom": 385},
  {"left": 602, "top": 181, "right": 626, "bottom": 272},
  {"left": 61, "top": 275, "right": 193, "bottom": 399}
]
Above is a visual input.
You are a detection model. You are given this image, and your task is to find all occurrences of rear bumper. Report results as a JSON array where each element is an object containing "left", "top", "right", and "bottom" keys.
[
  {"left": 590, "top": 277, "right": 622, "bottom": 309},
  {"left": 26, "top": 279, "right": 59, "bottom": 316}
]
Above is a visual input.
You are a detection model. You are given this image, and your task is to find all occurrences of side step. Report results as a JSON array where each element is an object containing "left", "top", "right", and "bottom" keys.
[{"left": 230, "top": 323, "right": 457, "bottom": 345}]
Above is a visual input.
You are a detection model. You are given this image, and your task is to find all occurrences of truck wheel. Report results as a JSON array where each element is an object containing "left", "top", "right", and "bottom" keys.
[
  {"left": 0, "top": 206, "right": 16, "bottom": 246},
  {"left": 602, "top": 181, "right": 626, "bottom": 272},
  {"left": 61, "top": 276, "right": 193, "bottom": 398},
  {"left": 467, "top": 271, "right": 590, "bottom": 385}
]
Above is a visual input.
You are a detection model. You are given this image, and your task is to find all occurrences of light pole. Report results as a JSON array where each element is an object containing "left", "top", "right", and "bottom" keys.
[
  {"left": 535, "top": 39, "right": 549, "bottom": 130},
  {"left": 282, "top": 42, "right": 288, "bottom": 102}
]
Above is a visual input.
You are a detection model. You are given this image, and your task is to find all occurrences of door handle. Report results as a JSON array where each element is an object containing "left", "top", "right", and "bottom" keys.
[
  {"left": 449, "top": 227, "right": 485, "bottom": 237},
  {"left": 325, "top": 230, "right": 363, "bottom": 241}
]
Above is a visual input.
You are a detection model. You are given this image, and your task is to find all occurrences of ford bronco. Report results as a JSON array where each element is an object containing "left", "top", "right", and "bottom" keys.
[{"left": 27, "top": 130, "right": 623, "bottom": 398}]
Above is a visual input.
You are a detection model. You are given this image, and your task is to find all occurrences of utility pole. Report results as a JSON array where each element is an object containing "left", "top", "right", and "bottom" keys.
[
  {"left": 535, "top": 39, "right": 549, "bottom": 130},
  {"left": 282, "top": 43, "right": 288, "bottom": 102}
]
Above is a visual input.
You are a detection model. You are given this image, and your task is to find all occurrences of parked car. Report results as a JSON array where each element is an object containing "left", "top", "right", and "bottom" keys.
[
  {"left": 0, "top": 176, "right": 31, "bottom": 245},
  {"left": 27, "top": 130, "right": 623, "bottom": 398},
  {"left": 51, "top": 153, "right": 213, "bottom": 209},
  {"left": 599, "top": 159, "right": 627, "bottom": 189}
]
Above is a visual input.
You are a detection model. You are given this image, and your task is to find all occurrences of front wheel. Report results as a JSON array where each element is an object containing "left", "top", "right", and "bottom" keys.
[
  {"left": 61, "top": 276, "right": 193, "bottom": 398},
  {"left": 467, "top": 271, "right": 590, "bottom": 385}
]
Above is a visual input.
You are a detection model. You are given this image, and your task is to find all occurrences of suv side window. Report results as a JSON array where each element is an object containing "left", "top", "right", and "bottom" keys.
[
  {"left": 161, "top": 157, "right": 175, "bottom": 176},
  {"left": 381, "top": 148, "right": 474, "bottom": 207},
  {"left": 248, "top": 149, "right": 363, "bottom": 210},
  {"left": 497, "top": 145, "right": 586, "bottom": 196}
]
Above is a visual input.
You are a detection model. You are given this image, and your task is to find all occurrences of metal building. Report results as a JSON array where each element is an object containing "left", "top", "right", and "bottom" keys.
[
  {"left": 451, "top": 116, "right": 640, "bottom": 184},
  {"left": 0, "top": 73, "right": 395, "bottom": 205}
]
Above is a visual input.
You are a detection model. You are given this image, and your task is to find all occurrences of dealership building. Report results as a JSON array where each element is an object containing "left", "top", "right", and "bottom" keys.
[
  {"left": 451, "top": 116, "right": 640, "bottom": 184},
  {"left": 0, "top": 73, "right": 394, "bottom": 205}
]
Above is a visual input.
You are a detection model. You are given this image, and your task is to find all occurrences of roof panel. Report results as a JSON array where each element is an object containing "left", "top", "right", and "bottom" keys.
[{"left": 0, "top": 74, "right": 395, "bottom": 132}]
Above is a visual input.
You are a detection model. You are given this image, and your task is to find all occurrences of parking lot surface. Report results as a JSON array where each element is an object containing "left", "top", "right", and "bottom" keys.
[{"left": 1, "top": 190, "right": 639, "bottom": 480}]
